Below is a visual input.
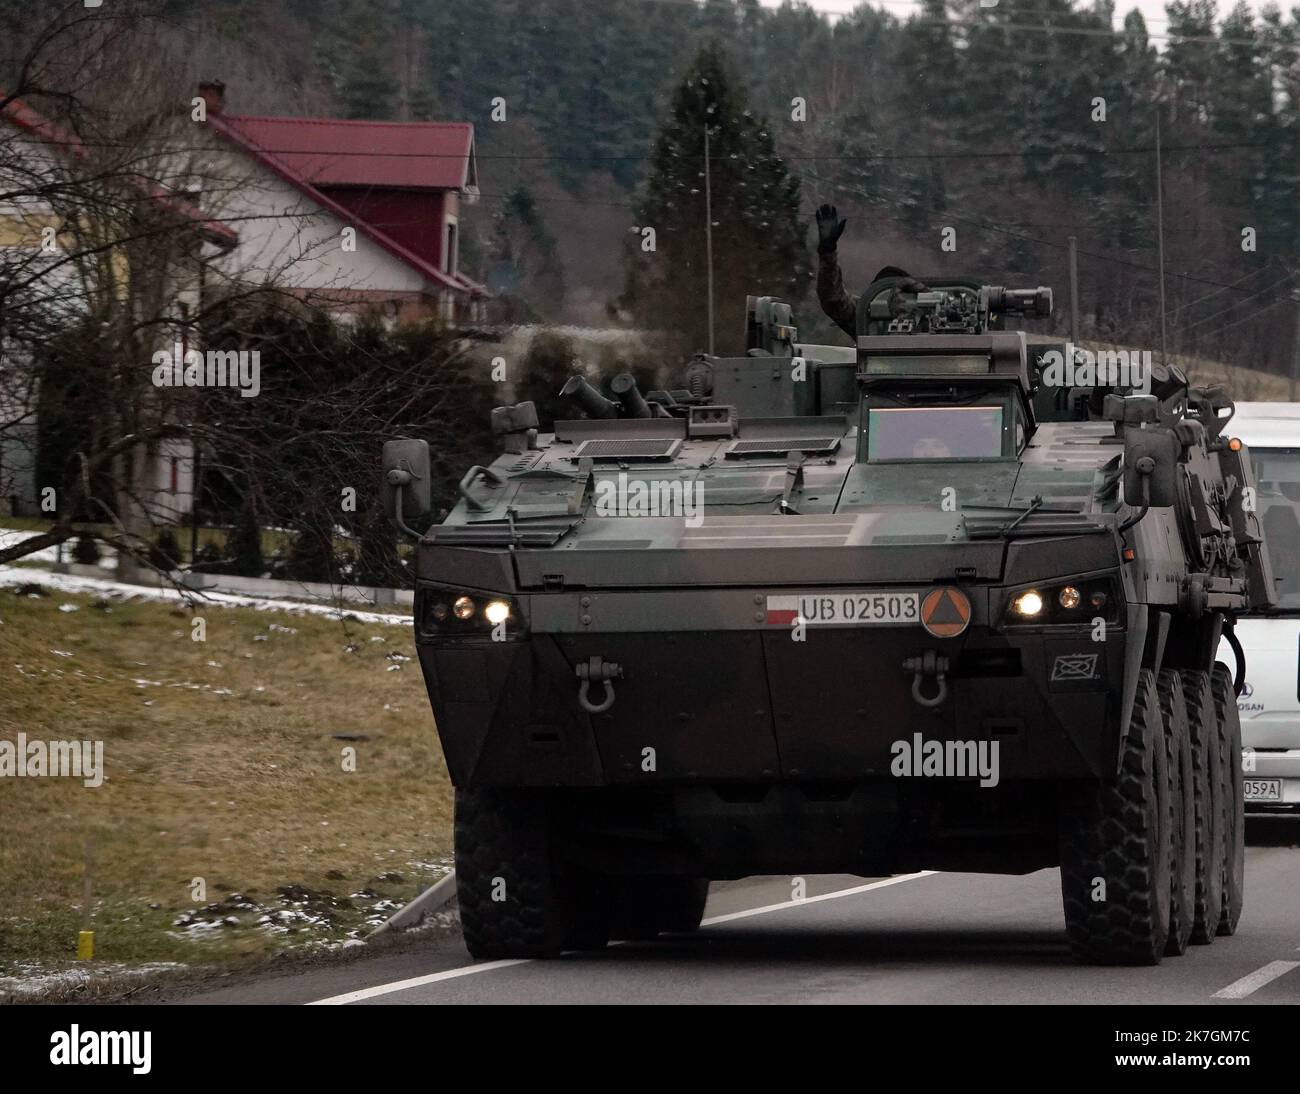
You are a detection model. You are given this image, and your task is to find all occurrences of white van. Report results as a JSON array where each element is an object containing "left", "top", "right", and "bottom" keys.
[{"left": 1218, "top": 402, "right": 1300, "bottom": 812}]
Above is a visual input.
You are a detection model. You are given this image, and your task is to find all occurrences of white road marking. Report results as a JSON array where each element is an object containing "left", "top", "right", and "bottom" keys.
[
  {"left": 701, "top": 871, "right": 936, "bottom": 926},
  {"left": 307, "top": 959, "right": 530, "bottom": 1005},
  {"left": 306, "top": 871, "right": 935, "bottom": 1005},
  {"left": 1212, "top": 960, "right": 1300, "bottom": 1000}
]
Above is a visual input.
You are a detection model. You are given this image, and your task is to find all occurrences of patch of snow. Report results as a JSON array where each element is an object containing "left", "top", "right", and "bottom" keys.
[
  {"left": 0, "top": 962, "right": 186, "bottom": 998},
  {"left": 0, "top": 527, "right": 120, "bottom": 566},
  {"left": 0, "top": 564, "right": 412, "bottom": 627}
]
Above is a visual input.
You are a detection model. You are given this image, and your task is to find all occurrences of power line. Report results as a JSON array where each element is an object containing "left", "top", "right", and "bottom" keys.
[
  {"left": 785, "top": 142, "right": 1274, "bottom": 163},
  {"left": 1168, "top": 264, "right": 1271, "bottom": 314},
  {"left": 476, "top": 191, "right": 634, "bottom": 208},
  {"left": 1180, "top": 273, "right": 1295, "bottom": 331},
  {"left": 1192, "top": 294, "right": 1290, "bottom": 337}
]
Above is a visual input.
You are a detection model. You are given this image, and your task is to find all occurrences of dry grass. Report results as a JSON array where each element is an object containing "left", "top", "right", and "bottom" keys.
[{"left": 0, "top": 585, "right": 453, "bottom": 978}]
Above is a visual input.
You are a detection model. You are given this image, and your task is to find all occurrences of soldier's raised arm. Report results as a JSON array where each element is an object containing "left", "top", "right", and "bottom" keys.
[{"left": 815, "top": 203, "right": 858, "bottom": 340}]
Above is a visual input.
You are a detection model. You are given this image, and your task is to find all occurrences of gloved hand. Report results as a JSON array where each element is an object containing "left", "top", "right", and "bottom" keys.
[{"left": 815, "top": 203, "right": 847, "bottom": 254}]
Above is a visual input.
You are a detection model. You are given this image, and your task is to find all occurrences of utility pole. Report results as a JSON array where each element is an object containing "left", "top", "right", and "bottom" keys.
[
  {"left": 1068, "top": 235, "right": 1080, "bottom": 346},
  {"left": 1154, "top": 108, "right": 1168, "bottom": 368},
  {"left": 190, "top": 445, "right": 202, "bottom": 565},
  {"left": 703, "top": 123, "right": 715, "bottom": 357}
]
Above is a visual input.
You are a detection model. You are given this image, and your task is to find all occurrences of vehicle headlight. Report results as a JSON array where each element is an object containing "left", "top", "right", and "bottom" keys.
[
  {"left": 1012, "top": 590, "right": 1043, "bottom": 617},
  {"left": 416, "top": 585, "right": 525, "bottom": 640},
  {"left": 1002, "top": 576, "right": 1119, "bottom": 626}
]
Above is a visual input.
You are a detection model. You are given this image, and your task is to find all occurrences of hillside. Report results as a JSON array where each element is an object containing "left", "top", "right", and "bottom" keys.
[{"left": 20, "top": 0, "right": 1291, "bottom": 375}]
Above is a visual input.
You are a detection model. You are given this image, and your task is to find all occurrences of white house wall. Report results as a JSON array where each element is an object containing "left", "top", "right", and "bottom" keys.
[{"left": 199, "top": 147, "right": 430, "bottom": 296}]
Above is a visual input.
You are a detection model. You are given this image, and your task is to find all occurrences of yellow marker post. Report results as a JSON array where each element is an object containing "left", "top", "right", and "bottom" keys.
[{"left": 78, "top": 835, "right": 96, "bottom": 960}]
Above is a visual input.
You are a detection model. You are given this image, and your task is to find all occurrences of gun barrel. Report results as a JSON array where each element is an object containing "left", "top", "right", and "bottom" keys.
[
  {"left": 610, "top": 372, "right": 651, "bottom": 419},
  {"left": 560, "top": 375, "right": 619, "bottom": 420}
]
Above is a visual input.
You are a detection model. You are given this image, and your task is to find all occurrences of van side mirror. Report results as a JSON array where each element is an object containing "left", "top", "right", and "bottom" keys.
[
  {"left": 1123, "top": 426, "right": 1180, "bottom": 508},
  {"left": 382, "top": 439, "right": 431, "bottom": 536}
]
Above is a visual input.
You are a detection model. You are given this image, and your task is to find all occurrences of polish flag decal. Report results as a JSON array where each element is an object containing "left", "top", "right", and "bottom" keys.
[{"left": 765, "top": 595, "right": 800, "bottom": 625}]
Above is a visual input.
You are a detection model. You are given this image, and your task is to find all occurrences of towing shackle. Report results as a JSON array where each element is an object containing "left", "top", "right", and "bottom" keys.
[
  {"left": 903, "top": 651, "right": 950, "bottom": 708},
  {"left": 575, "top": 656, "right": 624, "bottom": 714}
]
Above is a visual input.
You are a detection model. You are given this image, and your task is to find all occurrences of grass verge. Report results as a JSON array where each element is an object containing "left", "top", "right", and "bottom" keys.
[{"left": 0, "top": 583, "right": 452, "bottom": 987}]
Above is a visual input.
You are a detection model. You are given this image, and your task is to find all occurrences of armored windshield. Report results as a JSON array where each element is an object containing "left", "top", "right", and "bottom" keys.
[{"left": 865, "top": 405, "right": 1006, "bottom": 460}]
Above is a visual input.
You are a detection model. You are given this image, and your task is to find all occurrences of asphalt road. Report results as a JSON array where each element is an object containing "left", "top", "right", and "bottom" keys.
[{"left": 173, "top": 817, "right": 1300, "bottom": 1006}]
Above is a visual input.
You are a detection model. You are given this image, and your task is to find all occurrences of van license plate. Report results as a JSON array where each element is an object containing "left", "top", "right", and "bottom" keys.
[{"left": 1243, "top": 778, "right": 1281, "bottom": 801}]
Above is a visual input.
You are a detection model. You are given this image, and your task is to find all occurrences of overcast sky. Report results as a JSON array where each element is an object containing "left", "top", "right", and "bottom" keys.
[{"left": 759, "top": 0, "right": 1275, "bottom": 42}]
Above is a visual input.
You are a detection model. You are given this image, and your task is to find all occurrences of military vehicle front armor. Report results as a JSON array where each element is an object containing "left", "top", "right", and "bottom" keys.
[{"left": 383, "top": 279, "right": 1273, "bottom": 964}]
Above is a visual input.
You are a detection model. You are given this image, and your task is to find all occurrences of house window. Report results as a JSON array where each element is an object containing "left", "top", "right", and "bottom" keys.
[{"left": 445, "top": 220, "right": 457, "bottom": 276}]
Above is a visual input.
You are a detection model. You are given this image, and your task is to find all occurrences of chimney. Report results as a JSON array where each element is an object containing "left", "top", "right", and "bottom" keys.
[{"left": 197, "top": 80, "right": 226, "bottom": 117}]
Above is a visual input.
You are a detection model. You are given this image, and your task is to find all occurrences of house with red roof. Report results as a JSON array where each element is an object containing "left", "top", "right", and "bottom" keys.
[{"left": 196, "top": 81, "right": 486, "bottom": 324}]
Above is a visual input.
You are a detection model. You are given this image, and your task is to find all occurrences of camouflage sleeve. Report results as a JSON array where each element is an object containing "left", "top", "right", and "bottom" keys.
[{"left": 816, "top": 250, "right": 858, "bottom": 340}]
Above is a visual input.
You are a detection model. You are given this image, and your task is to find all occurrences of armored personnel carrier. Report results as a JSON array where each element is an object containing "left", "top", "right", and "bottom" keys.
[{"left": 383, "top": 277, "right": 1274, "bottom": 964}]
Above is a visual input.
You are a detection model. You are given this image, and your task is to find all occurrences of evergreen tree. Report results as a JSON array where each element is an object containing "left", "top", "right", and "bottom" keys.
[
  {"left": 1256, "top": 6, "right": 1300, "bottom": 257},
  {"left": 150, "top": 527, "right": 182, "bottom": 570},
  {"left": 286, "top": 516, "right": 336, "bottom": 583},
  {"left": 621, "top": 44, "right": 809, "bottom": 354},
  {"left": 1101, "top": 10, "right": 1160, "bottom": 252},
  {"left": 1164, "top": 0, "right": 1220, "bottom": 127},
  {"left": 354, "top": 495, "right": 406, "bottom": 588},
  {"left": 228, "top": 495, "right": 264, "bottom": 578},
  {"left": 895, "top": 0, "right": 958, "bottom": 123},
  {"left": 322, "top": 0, "right": 401, "bottom": 118},
  {"left": 1210, "top": 4, "right": 1273, "bottom": 213},
  {"left": 488, "top": 185, "right": 566, "bottom": 320},
  {"left": 72, "top": 535, "right": 101, "bottom": 566}
]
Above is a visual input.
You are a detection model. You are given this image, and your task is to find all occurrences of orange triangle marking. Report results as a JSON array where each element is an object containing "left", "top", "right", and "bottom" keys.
[{"left": 921, "top": 587, "right": 971, "bottom": 637}]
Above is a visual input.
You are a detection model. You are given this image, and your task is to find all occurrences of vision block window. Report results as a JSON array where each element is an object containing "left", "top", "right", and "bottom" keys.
[{"left": 867, "top": 406, "right": 1004, "bottom": 460}]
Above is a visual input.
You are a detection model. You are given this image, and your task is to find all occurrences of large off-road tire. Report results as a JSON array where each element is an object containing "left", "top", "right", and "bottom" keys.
[
  {"left": 454, "top": 788, "right": 608, "bottom": 959},
  {"left": 1182, "top": 670, "right": 1224, "bottom": 945},
  {"left": 608, "top": 876, "right": 710, "bottom": 940},
  {"left": 1211, "top": 662, "right": 1245, "bottom": 936},
  {"left": 1157, "top": 669, "right": 1195, "bottom": 956},
  {"left": 1059, "top": 669, "right": 1171, "bottom": 965}
]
